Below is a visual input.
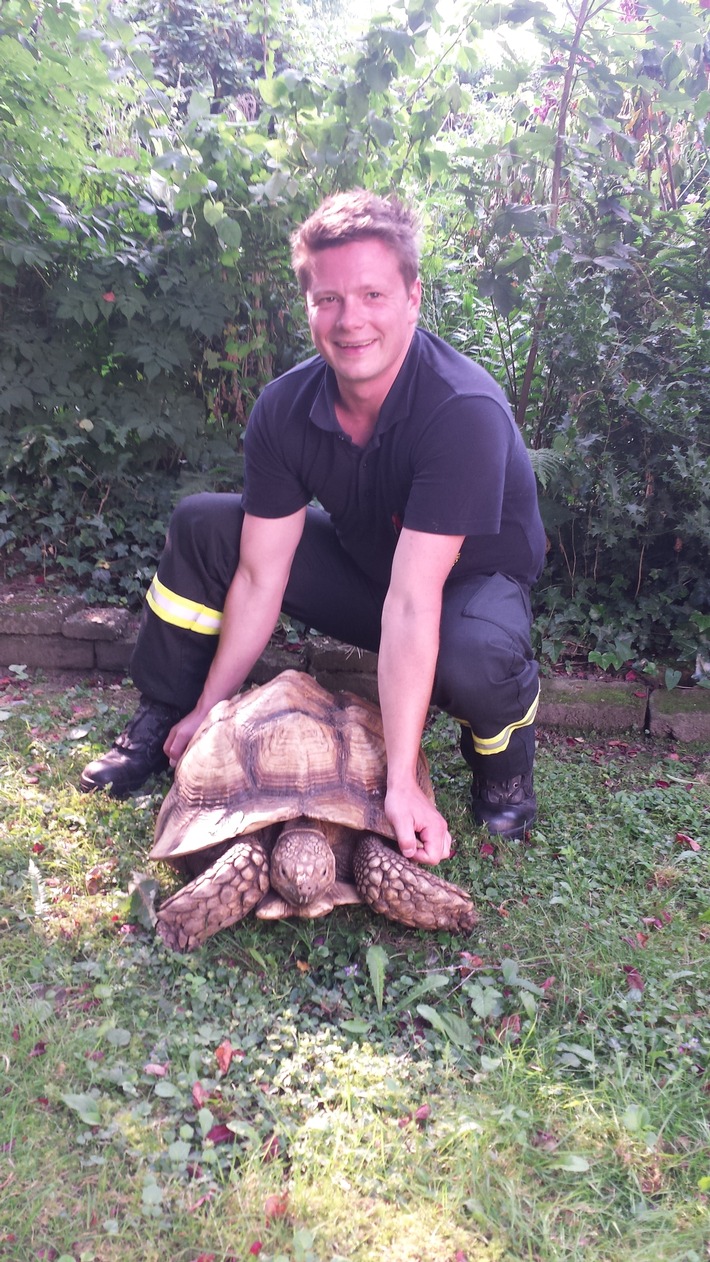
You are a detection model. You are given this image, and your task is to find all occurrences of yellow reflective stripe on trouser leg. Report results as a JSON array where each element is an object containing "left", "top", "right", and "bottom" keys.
[
  {"left": 459, "top": 685, "right": 540, "bottom": 758},
  {"left": 145, "top": 574, "right": 223, "bottom": 635}
]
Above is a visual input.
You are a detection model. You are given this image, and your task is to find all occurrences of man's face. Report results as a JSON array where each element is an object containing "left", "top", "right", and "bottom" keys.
[{"left": 304, "top": 238, "right": 421, "bottom": 400}]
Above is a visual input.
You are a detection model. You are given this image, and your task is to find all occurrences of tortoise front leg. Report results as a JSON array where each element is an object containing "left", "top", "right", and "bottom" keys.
[
  {"left": 156, "top": 839, "right": 270, "bottom": 951},
  {"left": 353, "top": 835, "right": 478, "bottom": 934}
]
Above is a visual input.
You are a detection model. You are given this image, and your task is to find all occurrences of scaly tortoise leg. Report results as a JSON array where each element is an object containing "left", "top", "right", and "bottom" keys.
[
  {"left": 352, "top": 835, "right": 478, "bottom": 934},
  {"left": 156, "top": 839, "right": 270, "bottom": 951}
]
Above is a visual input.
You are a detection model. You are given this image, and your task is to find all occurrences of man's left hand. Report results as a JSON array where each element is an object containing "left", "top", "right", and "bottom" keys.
[{"left": 384, "top": 784, "right": 453, "bottom": 867}]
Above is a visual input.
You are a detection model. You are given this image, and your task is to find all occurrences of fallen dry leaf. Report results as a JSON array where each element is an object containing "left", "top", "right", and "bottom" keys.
[
  {"left": 261, "top": 1131, "right": 281, "bottom": 1162},
  {"left": 192, "top": 1081, "right": 209, "bottom": 1108},
  {"left": 623, "top": 965, "right": 644, "bottom": 992},
  {"left": 264, "top": 1191, "right": 289, "bottom": 1222},
  {"left": 215, "top": 1039, "right": 235, "bottom": 1074},
  {"left": 205, "top": 1123, "right": 235, "bottom": 1145},
  {"left": 676, "top": 832, "right": 701, "bottom": 851}
]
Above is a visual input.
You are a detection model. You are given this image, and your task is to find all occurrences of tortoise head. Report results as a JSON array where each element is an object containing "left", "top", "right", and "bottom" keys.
[{"left": 270, "top": 817, "right": 337, "bottom": 906}]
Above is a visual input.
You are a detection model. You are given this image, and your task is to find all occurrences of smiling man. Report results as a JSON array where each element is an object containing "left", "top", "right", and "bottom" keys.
[{"left": 81, "top": 190, "right": 546, "bottom": 857}]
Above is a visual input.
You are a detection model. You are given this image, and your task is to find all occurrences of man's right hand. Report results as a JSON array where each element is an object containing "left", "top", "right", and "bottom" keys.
[{"left": 164, "top": 709, "right": 210, "bottom": 767}]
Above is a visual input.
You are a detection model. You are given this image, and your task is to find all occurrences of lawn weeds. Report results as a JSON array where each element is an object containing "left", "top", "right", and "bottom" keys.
[{"left": 0, "top": 674, "right": 708, "bottom": 1262}]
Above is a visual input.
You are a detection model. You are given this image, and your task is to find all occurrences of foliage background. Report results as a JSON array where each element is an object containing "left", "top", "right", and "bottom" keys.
[{"left": 1, "top": 0, "right": 709, "bottom": 673}]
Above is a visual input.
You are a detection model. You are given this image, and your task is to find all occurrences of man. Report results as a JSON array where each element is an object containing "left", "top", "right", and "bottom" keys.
[{"left": 81, "top": 190, "right": 546, "bottom": 860}]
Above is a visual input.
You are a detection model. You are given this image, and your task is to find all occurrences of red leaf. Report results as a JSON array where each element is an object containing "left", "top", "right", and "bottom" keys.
[
  {"left": 11, "top": 1026, "right": 20, "bottom": 1042},
  {"left": 414, "top": 1103, "right": 432, "bottom": 1125},
  {"left": 459, "top": 952, "right": 486, "bottom": 977},
  {"left": 249, "top": 1243, "right": 263, "bottom": 1256},
  {"left": 479, "top": 842, "right": 496, "bottom": 858},
  {"left": 623, "top": 965, "right": 644, "bottom": 992},
  {"left": 497, "top": 1013, "right": 521, "bottom": 1039},
  {"left": 676, "top": 832, "right": 701, "bottom": 851},
  {"left": 205, "top": 1123, "right": 235, "bottom": 1145},
  {"left": 188, "top": 1194, "right": 214, "bottom": 1213},
  {"left": 191, "top": 1081, "right": 209, "bottom": 1108},
  {"left": 29, "top": 1041, "right": 47, "bottom": 1058},
  {"left": 102, "top": 291, "right": 115, "bottom": 302},
  {"left": 397, "top": 1112, "right": 412, "bottom": 1128},
  {"left": 540, "top": 976, "right": 555, "bottom": 992},
  {"left": 143, "top": 1062, "right": 168, "bottom": 1077},
  {"left": 264, "top": 1191, "right": 289, "bottom": 1222},
  {"left": 655, "top": 779, "right": 670, "bottom": 789},
  {"left": 215, "top": 1039, "right": 234, "bottom": 1073},
  {"left": 261, "top": 1131, "right": 281, "bottom": 1162}
]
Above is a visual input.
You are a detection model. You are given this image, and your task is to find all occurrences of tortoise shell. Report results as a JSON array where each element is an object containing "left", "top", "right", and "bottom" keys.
[{"left": 150, "top": 670, "right": 434, "bottom": 863}]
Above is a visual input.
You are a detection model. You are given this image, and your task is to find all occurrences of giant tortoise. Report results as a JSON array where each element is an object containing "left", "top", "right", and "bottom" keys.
[{"left": 150, "top": 670, "right": 477, "bottom": 950}]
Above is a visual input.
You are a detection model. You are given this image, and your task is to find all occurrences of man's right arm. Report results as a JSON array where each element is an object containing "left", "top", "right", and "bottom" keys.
[{"left": 163, "top": 507, "right": 306, "bottom": 764}]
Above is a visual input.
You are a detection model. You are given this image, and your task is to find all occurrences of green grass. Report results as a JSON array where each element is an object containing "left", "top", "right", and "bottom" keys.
[{"left": 1, "top": 674, "right": 708, "bottom": 1262}]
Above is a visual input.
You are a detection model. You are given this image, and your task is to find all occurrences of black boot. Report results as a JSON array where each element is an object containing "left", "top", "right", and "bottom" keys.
[
  {"left": 80, "top": 697, "right": 182, "bottom": 797},
  {"left": 470, "top": 772, "right": 536, "bottom": 840}
]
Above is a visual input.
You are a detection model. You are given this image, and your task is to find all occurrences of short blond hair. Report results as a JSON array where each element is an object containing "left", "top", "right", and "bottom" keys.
[{"left": 290, "top": 189, "right": 421, "bottom": 292}]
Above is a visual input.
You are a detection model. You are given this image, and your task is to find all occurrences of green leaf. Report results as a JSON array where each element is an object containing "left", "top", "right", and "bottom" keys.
[
  {"left": 154, "top": 1080, "right": 178, "bottom": 1097},
  {"left": 622, "top": 1104, "right": 651, "bottom": 1133},
  {"left": 216, "top": 216, "right": 242, "bottom": 249},
  {"left": 664, "top": 668, "right": 682, "bottom": 691},
  {"left": 187, "top": 90, "right": 211, "bottom": 120},
  {"left": 105, "top": 1027, "right": 131, "bottom": 1047},
  {"left": 127, "top": 872, "right": 158, "bottom": 930},
  {"left": 203, "top": 200, "right": 225, "bottom": 226},
  {"left": 366, "top": 944, "right": 388, "bottom": 1014},
  {"left": 61, "top": 1093, "right": 102, "bottom": 1126},
  {"left": 141, "top": 1180, "right": 163, "bottom": 1205},
  {"left": 390, "top": 972, "right": 449, "bottom": 1015},
  {"left": 340, "top": 1018, "right": 371, "bottom": 1036},
  {"left": 548, "top": 1153, "right": 590, "bottom": 1172},
  {"left": 466, "top": 983, "right": 503, "bottom": 1020},
  {"left": 417, "top": 1004, "right": 474, "bottom": 1049}
]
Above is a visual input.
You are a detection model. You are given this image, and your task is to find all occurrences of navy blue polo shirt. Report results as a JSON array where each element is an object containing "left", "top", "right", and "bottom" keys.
[{"left": 242, "top": 329, "right": 546, "bottom": 589}]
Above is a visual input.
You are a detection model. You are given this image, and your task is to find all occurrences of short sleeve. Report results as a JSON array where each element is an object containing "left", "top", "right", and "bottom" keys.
[{"left": 403, "top": 396, "right": 514, "bottom": 536}]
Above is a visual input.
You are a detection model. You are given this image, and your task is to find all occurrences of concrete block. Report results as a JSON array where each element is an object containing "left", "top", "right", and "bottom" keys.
[
  {"left": 647, "top": 687, "right": 710, "bottom": 742},
  {"left": 63, "top": 607, "right": 132, "bottom": 641},
  {"left": 0, "top": 633, "right": 95, "bottom": 669},
  {"left": 0, "top": 594, "right": 82, "bottom": 635},
  {"left": 246, "top": 644, "right": 307, "bottom": 685},
  {"left": 307, "top": 636, "right": 378, "bottom": 678},
  {"left": 313, "top": 670, "right": 379, "bottom": 704},
  {"left": 94, "top": 637, "right": 136, "bottom": 671},
  {"left": 538, "top": 678, "right": 649, "bottom": 733}
]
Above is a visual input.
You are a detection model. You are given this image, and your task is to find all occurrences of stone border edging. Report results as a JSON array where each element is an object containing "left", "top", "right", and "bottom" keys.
[{"left": 2, "top": 591, "right": 709, "bottom": 742}]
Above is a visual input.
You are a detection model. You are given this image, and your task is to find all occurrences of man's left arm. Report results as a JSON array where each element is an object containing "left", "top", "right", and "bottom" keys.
[{"left": 378, "top": 526, "right": 464, "bottom": 867}]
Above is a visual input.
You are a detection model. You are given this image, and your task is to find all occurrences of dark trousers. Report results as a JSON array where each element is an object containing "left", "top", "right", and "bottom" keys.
[{"left": 132, "top": 493, "right": 539, "bottom": 779}]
